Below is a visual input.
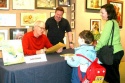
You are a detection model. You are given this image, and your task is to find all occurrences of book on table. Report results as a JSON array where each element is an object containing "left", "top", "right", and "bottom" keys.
[{"left": 0, "top": 40, "right": 25, "bottom": 66}]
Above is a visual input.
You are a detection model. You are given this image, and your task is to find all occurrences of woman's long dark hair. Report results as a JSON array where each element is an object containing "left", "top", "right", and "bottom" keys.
[{"left": 101, "top": 4, "right": 117, "bottom": 20}]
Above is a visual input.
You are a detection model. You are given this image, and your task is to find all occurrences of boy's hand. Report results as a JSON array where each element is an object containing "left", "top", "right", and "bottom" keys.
[{"left": 56, "top": 48, "right": 63, "bottom": 53}]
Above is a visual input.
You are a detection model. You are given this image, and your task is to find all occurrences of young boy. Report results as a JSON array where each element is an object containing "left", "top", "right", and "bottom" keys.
[{"left": 67, "top": 30, "right": 97, "bottom": 83}]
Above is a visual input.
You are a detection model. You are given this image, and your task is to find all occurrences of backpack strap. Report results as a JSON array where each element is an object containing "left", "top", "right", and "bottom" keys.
[
  {"left": 76, "top": 54, "right": 92, "bottom": 63},
  {"left": 76, "top": 54, "right": 93, "bottom": 82}
]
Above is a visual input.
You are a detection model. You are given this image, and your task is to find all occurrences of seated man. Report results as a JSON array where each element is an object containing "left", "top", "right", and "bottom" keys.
[{"left": 22, "top": 20, "right": 62, "bottom": 55}]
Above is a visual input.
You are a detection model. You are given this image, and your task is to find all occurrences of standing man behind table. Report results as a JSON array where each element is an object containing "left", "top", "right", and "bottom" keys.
[
  {"left": 22, "top": 21, "right": 62, "bottom": 56},
  {"left": 45, "top": 6, "right": 74, "bottom": 49}
]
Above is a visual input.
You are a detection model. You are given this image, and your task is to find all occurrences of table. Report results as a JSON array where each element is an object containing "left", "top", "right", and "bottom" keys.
[{"left": 0, "top": 49, "right": 74, "bottom": 83}]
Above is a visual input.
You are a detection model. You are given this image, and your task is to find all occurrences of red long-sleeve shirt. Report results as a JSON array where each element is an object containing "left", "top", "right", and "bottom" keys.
[{"left": 22, "top": 31, "right": 52, "bottom": 55}]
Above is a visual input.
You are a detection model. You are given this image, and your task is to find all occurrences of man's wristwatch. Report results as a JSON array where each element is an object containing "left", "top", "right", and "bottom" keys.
[{"left": 69, "top": 42, "right": 73, "bottom": 44}]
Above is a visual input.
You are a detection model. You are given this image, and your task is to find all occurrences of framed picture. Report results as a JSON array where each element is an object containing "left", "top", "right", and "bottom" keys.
[
  {"left": 90, "top": 19, "right": 101, "bottom": 32},
  {"left": 13, "top": 0, "right": 34, "bottom": 10},
  {"left": 86, "top": 0, "right": 102, "bottom": 10},
  {"left": 0, "top": 0, "right": 9, "bottom": 9},
  {"left": 35, "top": 0, "right": 56, "bottom": 9},
  {"left": 71, "top": 12, "right": 75, "bottom": 20},
  {"left": 0, "top": 14, "right": 16, "bottom": 26},
  {"left": 63, "top": 32, "right": 75, "bottom": 46},
  {"left": 71, "top": 3, "right": 75, "bottom": 11},
  {"left": 58, "top": 0, "right": 70, "bottom": 7},
  {"left": 50, "top": 12, "right": 66, "bottom": 18},
  {"left": 0, "top": 30, "right": 8, "bottom": 41},
  {"left": 50, "top": 12, "right": 55, "bottom": 17},
  {"left": 63, "top": 33, "right": 67, "bottom": 45},
  {"left": 71, "top": 21, "right": 75, "bottom": 29},
  {"left": 72, "top": 32, "right": 75, "bottom": 43},
  {"left": 21, "top": 13, "right": 47, "bottom": 26},
  {"left": 110, "top": 1, "right": 123, "bottom": 29},
  {"left": 107, "top": 0, "right": 114, "bottom": 3},
  {"left": 10, "top": 28, "right": 27, "bottom": 40}
]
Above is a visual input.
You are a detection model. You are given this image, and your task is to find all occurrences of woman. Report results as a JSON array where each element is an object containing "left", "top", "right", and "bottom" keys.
[{"left": 95, "top": 4, "right": 124, "bottom": 83}]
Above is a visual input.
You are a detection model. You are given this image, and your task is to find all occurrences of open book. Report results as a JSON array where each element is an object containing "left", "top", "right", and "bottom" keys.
[{"left": 46, "top": 42, "right": 66, "bottom": 54}]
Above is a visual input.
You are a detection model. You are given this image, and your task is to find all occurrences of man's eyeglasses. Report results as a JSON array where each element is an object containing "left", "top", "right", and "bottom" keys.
[{"left": 37, "top": 26, "right": 45, "bottom": 30}]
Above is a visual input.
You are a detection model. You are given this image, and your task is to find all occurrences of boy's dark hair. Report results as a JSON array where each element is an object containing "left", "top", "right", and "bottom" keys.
[
  {"left": 101, "top": 4, "right": 117, "bottom": 20},
  {"left": 79, "top": 30, "right": 94, "bottom": 44},
  {"left": 55, "top": 6, "right": 64, "bottom": 13}
]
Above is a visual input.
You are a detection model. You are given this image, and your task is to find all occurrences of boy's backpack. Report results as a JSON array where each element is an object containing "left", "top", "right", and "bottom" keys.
[{"left": 76, "top": 54, "right": 106, "bottom": 83}]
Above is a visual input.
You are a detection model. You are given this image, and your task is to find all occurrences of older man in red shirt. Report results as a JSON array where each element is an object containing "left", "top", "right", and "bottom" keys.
[{"left": 22, "top": 20, "right": 62, "bottom": 55}]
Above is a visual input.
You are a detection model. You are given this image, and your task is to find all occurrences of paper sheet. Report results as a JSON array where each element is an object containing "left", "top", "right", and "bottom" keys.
[
  {"left": 60, "top": 53, "right": 74, "bottom": 60},
  {"left": 24, "top": 53, "right": 47, "bottom": 63}
]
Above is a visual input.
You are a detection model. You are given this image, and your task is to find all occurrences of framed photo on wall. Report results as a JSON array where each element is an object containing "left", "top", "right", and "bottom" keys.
[
  {"left": 72, "top": 32, "right": 75, "bottom": 43},
  {"left": 10, "top": 28, "right": 27, "bottom": 40},
  {"left": 21, "top": 13, "right": 47, "bottom": 26},
  {"left": 0, "top": 14, "right": 16, "bottom": 26},
  {"left": 90, "top": 19, "right": 101, "bottom": 32},
  {"left": 110, "top": 1, "right": 123, "bottom": 29},
  {"left": 107, "top": 0, "right": 114, "bottom": 3},
  {"left": 71, "top": 21, "right": 75, "bottom": 29},
  {"left": 35, "top": 0, "right": 56, "bottom": 9},
  {"left": 0, "top": 30, "right": 8, "bottom": 41},
  {"left": 86, "top": 0, "right": 102, "bottom": 10},
  {"left": 71, "top": 12, "right": 75, "bottom": 20},
  {"left": 13, "top": 0, "right": 34, "bottom": 10},
  {"left": 71, "top": 3, "right": 75, "bottom": 11},
  {"left": 58, "top": 0, "right": 70, "bottom": 7},
  {"left": 0, "top": 0, "right": 9, "bottom": 9}
]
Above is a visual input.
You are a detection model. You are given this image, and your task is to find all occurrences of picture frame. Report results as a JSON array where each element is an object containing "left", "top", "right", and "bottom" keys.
[
  {"left": 71, "top": 21, "right": 75, "bottom": 29},
  {"left": 0, "top": 14, "right": 16, "bottom": 26},
  {"left": 71, "top": 12, "right": 75, "bottom": 20},
  {"left": 72, "top": 32, "right": 75, "bottom": 43},
  {"left": 58, "top": 0, "right": 70, "bottom": 7},
  {"left": 21, "top": 13, "right": 47, "bottom": 26},
  {"left": 0, "top": 30, "right": 8, "bottom": 41},
  {"left": 63, "top": 32, "right": 75, "bottom": 46},
  {"left": 71, "top": 3, "right": 75, "bottom": 11},
  {"left": 50, "top": 12, "right": 66, "bottom": 18},
  {"left": 13, "top": 0, "right": 35, "bottom": 10},
  {"left": 86, "top": 0, "right": 102, "bottom": 10},
  {"left": 10, "top": 28, "right": 27, "bottom": 40},
  {"left": 107, "top": 0, "right": 114, "bottom": 3},
  {"left": 63, "top": 33, "right": 67, "bottom": 45},
  {"left": 110, "top": 1, "right": 123, "bottom": 29},
  {"left": 50, "top": 12, "right": 55, "bottom": 17},
  {"left": 90, "top": 19, "right": 101, "bottom": 32},
  {"left": 0, "top": 0, "right": 9, "bottom": 10},
  {"left": 35, "top": 0, "right": 56, "bottom": 9}
]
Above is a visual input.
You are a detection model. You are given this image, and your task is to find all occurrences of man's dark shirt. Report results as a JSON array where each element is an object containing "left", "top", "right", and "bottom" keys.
[{"left": 45, "top": 16, "right": 71, "bottom": 45}]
